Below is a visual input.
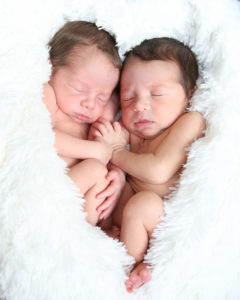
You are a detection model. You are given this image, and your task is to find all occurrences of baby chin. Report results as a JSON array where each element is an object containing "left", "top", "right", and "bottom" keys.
[{"left": 133, "top": 125, "right": 162, "bottom": 139}]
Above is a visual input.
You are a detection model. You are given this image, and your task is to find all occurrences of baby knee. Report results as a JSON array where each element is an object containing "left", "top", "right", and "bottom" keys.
[{"left": 123, "top": 191, "right": 164, "bottom": 220}]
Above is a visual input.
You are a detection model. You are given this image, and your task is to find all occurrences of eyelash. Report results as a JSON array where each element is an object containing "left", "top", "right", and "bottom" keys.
[
  {"left": 73, "top": 87, "right": 84, "bottom": 93},
  {"left": 72, "top": 87, "right": 107, "bottom": 102},
  {"left": 152, "top": 92, "right": 163, "bottom": 96},
  {"left": 97, "top": 96, "right": 108, "bottom": 103},
  {"left": 122, "top": 95, "right": 135, "bottom": 101}
]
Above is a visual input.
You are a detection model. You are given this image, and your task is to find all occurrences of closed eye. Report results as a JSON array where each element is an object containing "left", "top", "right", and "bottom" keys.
[
  {"left": 122, "top": 95, "right": 135, "bottom": 101},
  {"left": 72, "top": 86, "right": 86, "bottom": 94},
  {"left": 152, "top": 92, "right": 164, "bottom": 96},
  {"left": 151, "top": 93, "right": 165, "bottom": 99},
  {"left": 97, "top": 96, "right": 108, "bottom": 103}
]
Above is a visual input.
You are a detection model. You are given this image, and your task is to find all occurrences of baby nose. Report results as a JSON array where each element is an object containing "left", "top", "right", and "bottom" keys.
[
  {"left": 81, "top": 96, "right": 96, "bottom": 110},
  {"left": 133, "top": 98, "right": 150, "bottom": 112}
]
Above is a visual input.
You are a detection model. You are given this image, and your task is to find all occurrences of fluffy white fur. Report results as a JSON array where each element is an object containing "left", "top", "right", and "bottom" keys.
[{"left": 1, "top": 0, "right": 240, "bottom": 299}]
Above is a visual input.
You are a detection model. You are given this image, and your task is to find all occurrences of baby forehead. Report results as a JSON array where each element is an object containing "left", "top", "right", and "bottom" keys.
[
  {"left": 121, "top": 57, "right": 183, "bottom": 82},
  {"left": 66, "top": 46, "right": 120, "bottom": 80},
  {"left": 67, "top": 45, "right": 112, "bottom": 65},
  {"left": 123, "top": 55, "right": 180, "bottom": 70}
]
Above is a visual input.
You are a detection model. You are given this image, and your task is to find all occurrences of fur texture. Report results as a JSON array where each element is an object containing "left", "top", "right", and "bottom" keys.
[{"left": 0, "top": 0, "right": 240, "bottom": 299}]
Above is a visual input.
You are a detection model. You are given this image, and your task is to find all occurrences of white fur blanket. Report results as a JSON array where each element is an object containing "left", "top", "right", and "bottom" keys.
[{"left": 1, "top": 0, "right": 240, "bottom": 299}]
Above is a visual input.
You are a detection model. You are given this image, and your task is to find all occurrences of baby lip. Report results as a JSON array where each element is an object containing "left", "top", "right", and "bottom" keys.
[
  {"left": 74, "top": 113, "right": 90, "bottom": 121},
  {"left": 135, "top": 119, "right": 152, "bottom": 124},
  {"left": 134, "top": 119, "right": 154, "bottom": 128}
]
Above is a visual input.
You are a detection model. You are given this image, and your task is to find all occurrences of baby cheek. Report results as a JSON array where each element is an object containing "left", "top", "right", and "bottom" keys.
[
  {"left": 94, "top": 104, "right": 105, "bottom": 120},
  {"left": 58, "top": 98, "right": 71, "bottom": 113},
  {"left": 122, "top": 110, "right": 133, "bottom": 128},
  {"left": 122, "top": 106, "right": 133, "bottom": 117}
]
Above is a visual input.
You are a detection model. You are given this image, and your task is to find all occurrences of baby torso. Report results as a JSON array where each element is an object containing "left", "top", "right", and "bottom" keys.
[{"left": 128, "top": 130, "right": 179, "bottom": 198}]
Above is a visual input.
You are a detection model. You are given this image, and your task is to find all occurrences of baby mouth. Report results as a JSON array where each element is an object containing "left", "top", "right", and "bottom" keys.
[
  {"left": 73, "top": 113, "right": 91, "bottom": 122},
  {"left": 134, "top": 119, "right": 154, "bottom": 127}
]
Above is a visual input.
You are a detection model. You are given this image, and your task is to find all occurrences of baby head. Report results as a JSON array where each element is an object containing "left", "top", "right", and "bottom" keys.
[
  {"left": 48, "top": 21, "right": 121, "bottom": 123},
  {"left": 120, "top": 37, "right": 198, "bottom": 138}
]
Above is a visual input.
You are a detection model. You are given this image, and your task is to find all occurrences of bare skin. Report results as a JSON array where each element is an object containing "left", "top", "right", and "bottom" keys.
[
  {"left": 93, "top": 57, "right": 206, "bottom": 292},
  {"left": 42, "top": 45, "right": 125, "bottom": 225}
]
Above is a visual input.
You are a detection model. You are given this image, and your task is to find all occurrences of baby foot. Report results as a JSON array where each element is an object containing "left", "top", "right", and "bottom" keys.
[{"left": 125, "top": 262, "right": 151, "bottom": 293}]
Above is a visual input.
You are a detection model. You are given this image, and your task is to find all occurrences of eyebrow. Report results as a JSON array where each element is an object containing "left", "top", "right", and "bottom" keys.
[{"left": 150, "top": 84, "right": 168, "bottom": 89}]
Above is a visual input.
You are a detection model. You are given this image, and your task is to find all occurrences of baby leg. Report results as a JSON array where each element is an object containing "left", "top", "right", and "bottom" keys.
[
  {"left": 99, "top": 182, "right": 134, "bottom": 238},
  {"left": 112, "top": 181, "right": 135, "bottom": 227},
  {"left": 68, "top": 158, "right": 109, "bottom": 226},
  {"left": 120, "top": 191, "right": 164, "bottom": 292}
]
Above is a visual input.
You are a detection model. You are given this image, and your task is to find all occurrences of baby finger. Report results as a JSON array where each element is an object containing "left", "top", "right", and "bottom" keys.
[{"left": 113, "top": 121, "right": 121, "bottom": 132}]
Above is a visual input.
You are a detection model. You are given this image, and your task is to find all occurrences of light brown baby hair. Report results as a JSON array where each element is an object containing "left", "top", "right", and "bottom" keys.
[
  {"left": 48, "top": 20, "right": 122, "bottom": 70},
  {"left": 124, "top": 37, "right": 198, "bottom": 97}
]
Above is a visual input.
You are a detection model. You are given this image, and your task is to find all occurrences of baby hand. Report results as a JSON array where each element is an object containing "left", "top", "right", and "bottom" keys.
[
  {"left": 96, "top": 165, "right": 126, "bottom": 220},
  {"left": 92, "top": 118, "right": 129, "bottom": 151}
]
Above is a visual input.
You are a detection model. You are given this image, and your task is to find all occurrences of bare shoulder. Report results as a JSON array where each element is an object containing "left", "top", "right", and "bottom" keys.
[
  {"left": 42, "top": 83, "right": 57, "bottom": 123},
  {"left": 177, "top": 111, "right": 205, "bottom": 136},
  {"left": 167, "top": 111, "right": 206, "bottom": 146}
]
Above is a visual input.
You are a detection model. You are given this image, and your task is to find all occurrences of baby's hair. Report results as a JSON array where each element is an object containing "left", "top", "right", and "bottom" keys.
[
  {"left": 124, "top": 38, "right": 198, "bottom": 96},
  {"left": 48, "top": 21, "right": 121, "bottom": 69}
]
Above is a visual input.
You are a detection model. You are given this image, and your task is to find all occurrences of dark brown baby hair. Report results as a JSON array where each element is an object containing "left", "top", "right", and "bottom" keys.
[{"left": 124, "top": 37, "right": 199, "bottom": 96}]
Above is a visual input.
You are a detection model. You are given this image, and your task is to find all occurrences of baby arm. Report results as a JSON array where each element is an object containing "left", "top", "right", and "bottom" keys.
[
  {"left": 97, "top": 112, "right": 205, "bottom": 184},
  {"left": 142, "top": 111, "right": 205, "bottom": 183},
  {"left": 54, "top": 130, "right": 112, "bottom": 165}
]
